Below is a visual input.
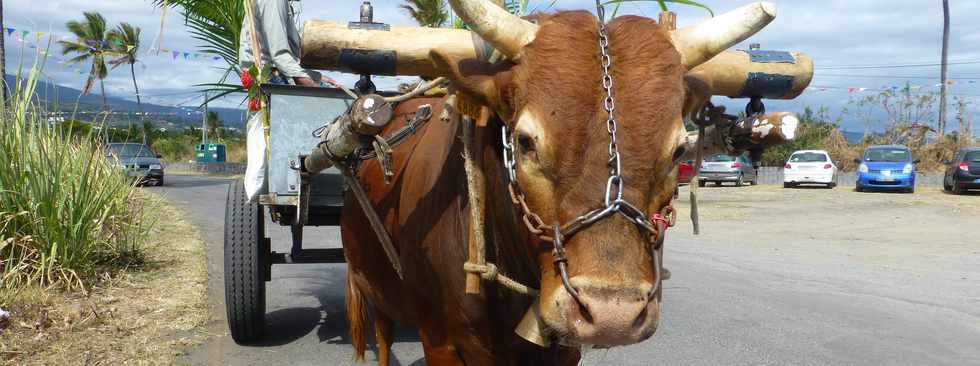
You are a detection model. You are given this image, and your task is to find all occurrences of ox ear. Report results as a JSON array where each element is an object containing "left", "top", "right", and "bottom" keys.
[
  {"left": 682, "top": 72, "right": 713, "bottom": 120},
  {"left": 430, "top": 50, "right": 516, "bottom": 120}
]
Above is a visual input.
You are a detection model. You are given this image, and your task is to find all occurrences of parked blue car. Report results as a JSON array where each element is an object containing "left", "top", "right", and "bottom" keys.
[{"left": 854, "top": 145, "right": 919, "bottom": 193}]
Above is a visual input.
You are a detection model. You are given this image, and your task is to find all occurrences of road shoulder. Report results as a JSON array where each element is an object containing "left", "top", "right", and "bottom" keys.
[{"left": 0, "top": 193, "right": 211, "bottom": 365}]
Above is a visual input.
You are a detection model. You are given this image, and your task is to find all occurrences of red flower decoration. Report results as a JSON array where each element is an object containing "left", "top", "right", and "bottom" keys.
[
  {"left": 248, "top": 97, "right": 261, "bottom": 112},
  {"left": 241, "top": 70, "right": 254, "bottom": 89}
]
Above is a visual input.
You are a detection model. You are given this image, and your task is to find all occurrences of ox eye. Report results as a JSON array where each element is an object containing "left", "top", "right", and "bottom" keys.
[{"left": 517, "top": 133, "right": 536, "bottom": 154}]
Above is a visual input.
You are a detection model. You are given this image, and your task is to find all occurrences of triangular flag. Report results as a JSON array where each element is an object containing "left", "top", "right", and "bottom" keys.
[
  {"left": 21, "top": 30, "right": 29, "bottom": 38},
  {"left": 160, "top": 48, "right": 170, "bottom": 53},
  {"left": 35, "top": 32, "right": 45, "bottom": 39},
  {"left": 172, "top": 50, "right": 180, "bottom": 60},
  {"left": 183, "top": 52, "right": 190, "bottom": 59},
  {"left": 5, "top": 28, "right": 14, "bottom": 36}
]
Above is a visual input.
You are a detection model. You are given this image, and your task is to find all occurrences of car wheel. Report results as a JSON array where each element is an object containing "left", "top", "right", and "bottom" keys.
[
  {"left": 735, "top": 174, "right": 744, "bottom": 187},
  {"left": 856, "top": 185, "right": 864, "bottom": 192},
  {"left": 943, "top": 178, "right": 952, "bottom": 192},
  {"left": 698, "top": 180, "right": 706, "bottom": 188},
  {"left": 828, "top": 182, "right": 837, "bottom": 189},
  {"left": 783, "top": 182, "right": 792, "bottom": 189},
  {"left": 906, "top": 187, "right": 915, "bottom": 194},
  {"left": 952, "top": 181, "right": 963, "bottom": 195},
  {"left": 224, "top": 179, "right": 268, "bottom": 344},
  {"left": 156, "top": 177, "right": 165, "bottom": 187}
]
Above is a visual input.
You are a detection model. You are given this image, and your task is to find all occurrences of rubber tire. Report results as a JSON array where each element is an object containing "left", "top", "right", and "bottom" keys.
[
  {"left": 783, "top": 182, "right": 792, "bottom": 188},
  {"left": 828, "top": 182, "right": 836, "bottom": 189},
  {"left": 856, "top": 186, "right": 864, "bottom": 192},
  {"left": 735, "top": 174, "right": 744, "bottom": 187},
  {"left": 905, "top": 187, "right": 915, "bottom": 194},
  {"left": 698, "top": 180, "right": 706, "bottom": 188},
  {"left": 943, "top": 178, "right": 952, "bottom": 192},
  {"left": 155, "top": 177, "right": 164, "bottom": 187},
  {"left": 224, "top": 179, "right": 267, "bottom": 344},
  {"left": 952, "top": 181, "right": 963, "bottom": 195}
]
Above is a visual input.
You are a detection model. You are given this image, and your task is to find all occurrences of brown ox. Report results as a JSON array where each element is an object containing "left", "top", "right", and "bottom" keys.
[{"left": 340, "top": 1, "right": 775, "bottom": 365}]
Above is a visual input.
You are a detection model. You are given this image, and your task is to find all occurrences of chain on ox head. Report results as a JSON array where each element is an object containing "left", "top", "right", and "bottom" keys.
[{"left": 500, "top": 0, "right": 677, "bottom": 312}]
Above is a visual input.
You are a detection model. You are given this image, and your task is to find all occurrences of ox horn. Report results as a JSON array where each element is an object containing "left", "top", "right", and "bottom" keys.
[
  {"left": 670, "top": 1, "right": 777, "bottom": 69},
  {"left": 448, "top": 0, "right": 539, "bottom": 60}
]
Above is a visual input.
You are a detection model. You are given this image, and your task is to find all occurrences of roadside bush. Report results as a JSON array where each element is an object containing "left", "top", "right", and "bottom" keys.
[{"left": 0, "top": 68, "right": 152, "bottom": 306}]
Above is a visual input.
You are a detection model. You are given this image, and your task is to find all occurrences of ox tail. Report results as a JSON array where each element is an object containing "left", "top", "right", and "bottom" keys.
[{"left": 346, "top": 274, "right": 368, "bottom": 362}]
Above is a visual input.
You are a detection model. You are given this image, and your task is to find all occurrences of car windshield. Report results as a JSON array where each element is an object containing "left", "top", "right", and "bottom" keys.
[
  {"left": 108, "top": 144, "right": 156, "bottom": 158},
  {"left": 706, "top": 154, "right": 735, "bottom": 162},
  {"left": 864, "top": 148, "right": 910, "bottom": 162},
  {"left": 790, "top": 152, "right": 828, "bottom": 163},
  {"left": 965, "top": 151, "right": 980, "bottom": 162}
]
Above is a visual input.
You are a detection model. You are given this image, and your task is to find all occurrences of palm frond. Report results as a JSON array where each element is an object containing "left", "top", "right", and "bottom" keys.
[{"left": 601, "top": 0, "right": 714, "bottom": 17}]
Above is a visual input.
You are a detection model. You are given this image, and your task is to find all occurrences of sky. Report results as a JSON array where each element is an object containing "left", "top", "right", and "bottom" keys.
[{"left": 4, "top": 0, "right": 980, "bottom": 133}]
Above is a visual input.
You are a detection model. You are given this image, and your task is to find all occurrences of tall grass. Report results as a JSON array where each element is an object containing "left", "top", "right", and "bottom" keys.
[{"left": 0, "top": 63, "right": 152, "bottom": 306}]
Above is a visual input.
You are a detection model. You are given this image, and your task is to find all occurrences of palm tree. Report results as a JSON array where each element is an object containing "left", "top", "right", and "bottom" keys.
[
  {"left": 153, "top": 0, "right": 244, "bottom": 103},
  {"left": 400, "top": 0, "right": 449, "bottom": 28},
  {"left": 107, "top": 23, "right": 144, "bottom": 140},
  {"left": 59, "top": 12, "right": 111, "bottom": 113}
]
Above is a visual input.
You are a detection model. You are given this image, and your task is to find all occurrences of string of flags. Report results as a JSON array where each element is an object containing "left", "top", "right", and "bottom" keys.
[
  {"left": 3, "top": 25, "right": 225, "bottom": 67},
  {"left": 807, "top": 80, "right": 977, "bottom": 95}
]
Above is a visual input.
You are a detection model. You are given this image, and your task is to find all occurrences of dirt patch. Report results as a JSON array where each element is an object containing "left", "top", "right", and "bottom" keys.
[{"left": 0, "top": 195, "right": 210, "bottom": 365}]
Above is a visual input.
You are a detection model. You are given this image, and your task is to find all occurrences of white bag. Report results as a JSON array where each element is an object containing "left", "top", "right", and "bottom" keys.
[{"left": 243, "top": 112, "right": 267, "bottom": 200}]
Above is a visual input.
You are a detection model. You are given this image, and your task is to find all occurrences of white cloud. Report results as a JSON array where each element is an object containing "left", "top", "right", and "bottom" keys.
[{"left": 5, "top": 0, "right": 978, "bottom": 129}]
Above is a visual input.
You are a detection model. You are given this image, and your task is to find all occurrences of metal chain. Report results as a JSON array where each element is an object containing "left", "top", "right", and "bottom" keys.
[{"left": 595, "top": 0, "right": 624, "bottom": 208}]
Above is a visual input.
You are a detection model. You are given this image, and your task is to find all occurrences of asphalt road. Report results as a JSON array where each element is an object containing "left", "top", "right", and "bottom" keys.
[{"left": 155, "top": 174, "right": 980, "bottom": 365}]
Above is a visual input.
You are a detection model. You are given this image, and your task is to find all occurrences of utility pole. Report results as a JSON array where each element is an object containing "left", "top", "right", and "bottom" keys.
[
  {"left": 201, "top": 92, "right": 208, "bottom": 145},
  {"left": 938, "top": 0, "right": 950, "bottom": 140}
]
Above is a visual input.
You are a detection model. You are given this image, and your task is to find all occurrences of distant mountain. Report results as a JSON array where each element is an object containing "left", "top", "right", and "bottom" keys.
[
  {"left": 6, "top": 75, "right": 247, "bottom": 129},
  {"left": 841, "top": 130, "right": 865, "bottom": 144}
]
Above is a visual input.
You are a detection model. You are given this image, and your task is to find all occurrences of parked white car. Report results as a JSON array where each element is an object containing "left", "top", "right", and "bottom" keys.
[{"left": 783, "top": 150, "right": 838, "bottom": 188}]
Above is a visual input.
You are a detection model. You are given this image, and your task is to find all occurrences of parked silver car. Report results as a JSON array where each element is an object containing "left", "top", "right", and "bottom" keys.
[
  {"left": 698, "top": 153, "right": 757, "bottom": 187},
  {"left": 106, "top": 143, "right": 165, "bottom": 186}
]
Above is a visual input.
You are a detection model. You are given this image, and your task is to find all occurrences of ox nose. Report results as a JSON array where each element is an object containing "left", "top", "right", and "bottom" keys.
[{"left": 563, "top": 278, "right": 659, "bottom": 346}]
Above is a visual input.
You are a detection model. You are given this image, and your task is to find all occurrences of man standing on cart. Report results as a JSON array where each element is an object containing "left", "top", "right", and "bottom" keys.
[
  {"left": 240, "top": 0, "right": 341, "bottom": 198},
  {"left": 240, "top": 0, "right": 323, "bottom": 87}
]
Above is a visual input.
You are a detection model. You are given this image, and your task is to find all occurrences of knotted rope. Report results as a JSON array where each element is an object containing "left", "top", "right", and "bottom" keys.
[{"left": 463, "top": 262, "right": 539, "bottom": 296}]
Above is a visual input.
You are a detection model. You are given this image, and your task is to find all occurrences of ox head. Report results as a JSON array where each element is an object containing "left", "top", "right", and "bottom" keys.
[{"left": 438, "top": 0, "right": 775, "bottom": 347}]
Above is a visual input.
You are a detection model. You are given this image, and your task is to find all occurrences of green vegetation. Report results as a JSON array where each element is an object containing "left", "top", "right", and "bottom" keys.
[
  {"left": 400, "top": 0, "right": 449, "bottom": 27},
  {"left": 758, "top": 87, "right": 976, "bottom": 171},
  {"left": 0, "top": 66, "right": 152, "bottom": 306}
]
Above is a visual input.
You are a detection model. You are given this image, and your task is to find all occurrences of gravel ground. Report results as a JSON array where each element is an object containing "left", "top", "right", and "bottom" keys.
[{"left": 159, "top": 175, "right": 980, "bottom": 365}]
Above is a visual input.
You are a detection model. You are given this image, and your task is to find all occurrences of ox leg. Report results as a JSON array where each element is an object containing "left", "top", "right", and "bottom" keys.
[
  {"left": 374, "top": 312, "right": 394, "bottom": 366},
  {"left": 418, "top": 330, "right": 465, "bottom": 366}
]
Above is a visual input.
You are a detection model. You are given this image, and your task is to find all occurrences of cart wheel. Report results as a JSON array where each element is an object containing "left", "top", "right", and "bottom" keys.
[{"left": 224, "top": 179, "right": 267, "bottom": 344}]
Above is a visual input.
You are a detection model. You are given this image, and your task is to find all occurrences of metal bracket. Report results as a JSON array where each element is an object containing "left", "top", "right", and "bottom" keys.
[
  {"left": 338, "top": 49, "right": 397, "bottom": 76},
  {"left": 738, "top": 73, "right": 795, "bottom": 99},
  {"left": 745, "top": 49, "right": 796, "bottom": 63},
  {"left": 293, "top": 155, "right": 311, "bottom": 227},
  {"left": 348, "top": 21, "right": 390, "bottom": 31}
]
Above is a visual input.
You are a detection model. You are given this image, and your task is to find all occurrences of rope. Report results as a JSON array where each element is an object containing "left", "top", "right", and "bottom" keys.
[
  {"left": 690, "top": 126, "right": 704, "bottom": 235},
  {"left": 463, "top": 262, "right": 539, "bottom": 296},
  {"left": 384, "top": 77, "right": 448, "bottom": 103}
]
